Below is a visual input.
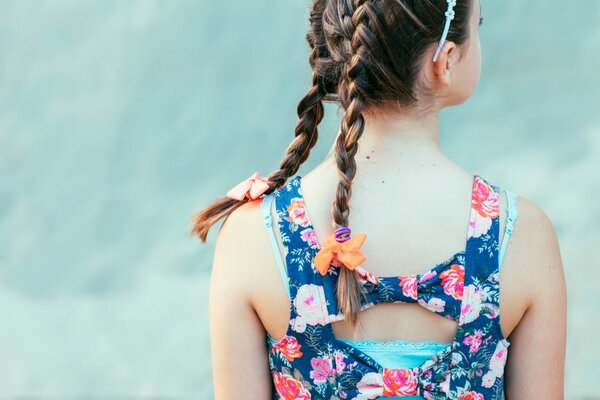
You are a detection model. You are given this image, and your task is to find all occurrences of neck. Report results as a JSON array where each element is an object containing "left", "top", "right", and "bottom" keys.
[{"left": 324, "top": 108, "right": 447, "bottom": 178}]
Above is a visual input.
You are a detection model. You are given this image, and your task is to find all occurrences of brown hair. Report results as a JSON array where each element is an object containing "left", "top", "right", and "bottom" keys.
[{"left": 190, "top": 0, "right": 474, "bottom": 325}]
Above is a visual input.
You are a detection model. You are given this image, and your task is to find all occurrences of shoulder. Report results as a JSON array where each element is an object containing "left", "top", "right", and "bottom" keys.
[
  {"left": 512, "top": 196, "right": 562, "bottom": 270},
  {"left": 500, "top": 195, "right": 567, "bottom": 395},
  {"left": 515, "top": 196, "right": 557, "bottom": 239},
  {"left": 209, "top": 197, "right": 282, "bottom": 397},
  {"left": 212, "top": 198, "right": 269, "bottom": 298},
  {"left": 218, "top": 198, "right": 264, "bottom": 240},
  {"left": 502, "top": 194, "right": 565, "bottom": 309}
]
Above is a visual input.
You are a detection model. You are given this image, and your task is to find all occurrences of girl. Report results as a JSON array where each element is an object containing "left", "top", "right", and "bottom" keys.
[{"left": 191, "top": 0, "right": 566, "bottom": 398}]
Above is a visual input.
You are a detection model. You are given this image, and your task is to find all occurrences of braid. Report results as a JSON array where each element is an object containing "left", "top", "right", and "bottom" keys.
[
  {"left": 189, "top": 0, "right": 328, "bottom": 243},
  {"left": 332, "top": 0, "right": 378, "bottom": 325},
  {"left": 267, "top": 69, "right": 326, "bottom": 189},
  {"left": 192, "top": 0, "right": 476, "bottom": 329},
  {"left": 267, "top": 0, "right": 329, "bottom": 188}
]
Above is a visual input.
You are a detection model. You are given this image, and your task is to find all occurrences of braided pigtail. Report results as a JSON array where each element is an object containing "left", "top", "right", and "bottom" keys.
[
  {"left": 189, "top": 0, "right": 329, "bottom": 243},
  {"left": 330, "top": 0, "right": 378, "bottom": 325},
  {"left": 266, "top": 0, "right": 330, "bottom": 189}
]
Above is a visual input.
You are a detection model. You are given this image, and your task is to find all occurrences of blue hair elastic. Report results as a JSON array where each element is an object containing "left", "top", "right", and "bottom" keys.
[{"left": 432, "top": 0, "right": 457, "bottom": 62}]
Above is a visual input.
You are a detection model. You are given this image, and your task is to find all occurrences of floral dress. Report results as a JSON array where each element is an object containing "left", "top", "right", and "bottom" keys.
[{"left": 265, "top": 174, "right": 510, "bottom": 399}]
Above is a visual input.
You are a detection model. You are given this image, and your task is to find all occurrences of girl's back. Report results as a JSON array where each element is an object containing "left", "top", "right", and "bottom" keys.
[
  {"left": 208, "top": 161, "right": 564, "bottom": 399},
  {"left": 193, "top": 0, "right": 566, "bottom": 398},
  {"left": 253, "top": 163, "right": 514, "bottom": 350}
]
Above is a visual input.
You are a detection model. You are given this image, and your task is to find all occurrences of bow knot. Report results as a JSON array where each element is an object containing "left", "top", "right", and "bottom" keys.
[
  {"left": 313, "top": 232, "right": 367, "bottom": 275},
  {"left": 349, "top": 345, "right": 453, "bottom": 399},
  {"left": 226, "top": 172, "right": 270, "bottom": 201},
  {"left": 353, "top": 365, "right": 453, "bottom": 398}
]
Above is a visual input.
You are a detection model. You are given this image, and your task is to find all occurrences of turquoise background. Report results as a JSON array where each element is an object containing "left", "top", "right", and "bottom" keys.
[{"left": 0, "top": 0, "right": 598, "bottom": 398}]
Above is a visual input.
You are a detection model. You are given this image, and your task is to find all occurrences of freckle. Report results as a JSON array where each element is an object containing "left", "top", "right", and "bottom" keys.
[
  {"left": 366, "top": 155, "right": 370, "bottom": 159},
  {"left": 382, "top": 180, "right": 385, "bottom": 183}
]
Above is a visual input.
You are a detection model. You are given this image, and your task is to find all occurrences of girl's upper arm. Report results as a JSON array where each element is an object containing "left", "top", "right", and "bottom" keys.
[
  {"left": 209, "top": 202, "right": 273, "bottom": 399},
  {"left": 504, "top": 198, "right": 567, "bottom": 399}
]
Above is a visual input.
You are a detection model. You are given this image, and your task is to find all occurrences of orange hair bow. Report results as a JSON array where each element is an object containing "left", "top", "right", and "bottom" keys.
[
  {"left": 226, "top": 172, "right": 270, "bottom": 201},
  {"left": 313, "top": 231, "right": 367, "bottom": 276}
]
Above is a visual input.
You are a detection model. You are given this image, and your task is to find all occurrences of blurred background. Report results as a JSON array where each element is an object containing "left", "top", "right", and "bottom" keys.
[{"left": 0, "top": 0, "right": 598, "bottom": 398}]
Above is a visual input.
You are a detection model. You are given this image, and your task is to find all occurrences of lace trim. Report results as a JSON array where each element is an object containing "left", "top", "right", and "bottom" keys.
[{"left": 335, "top": 337, "right": 451, "bottom": 352}]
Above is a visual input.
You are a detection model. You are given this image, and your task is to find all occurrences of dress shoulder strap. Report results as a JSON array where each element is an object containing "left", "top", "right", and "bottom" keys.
[
  {"left": 498, "top": 190, "right": 519, "bottom": 271},
  {"left": 270, "top": 176, "right": 326, "bottom": 302},
  {"left": 448, "top": 175, "right": 506, "bottom": 392},
  {"left": 460, "top": 175, "right": 502, "bottom": 327},
  {"left": 259, "top": 192, "right": 290, "bottom": 298}
]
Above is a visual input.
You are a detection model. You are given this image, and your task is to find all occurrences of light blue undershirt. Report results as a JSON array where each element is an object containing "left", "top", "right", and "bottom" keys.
[{"left": 261, "top": 190, "right": 519, "bottom": 399}]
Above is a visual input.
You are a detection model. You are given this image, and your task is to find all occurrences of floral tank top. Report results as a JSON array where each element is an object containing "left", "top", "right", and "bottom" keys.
[{"left": 265, "top": 174, "right": 510, "bottom": 400}]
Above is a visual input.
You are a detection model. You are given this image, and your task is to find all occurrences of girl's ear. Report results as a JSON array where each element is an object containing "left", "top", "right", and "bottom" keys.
[{"left": 432, "top": 41, "right": 459, "bottom": 87}]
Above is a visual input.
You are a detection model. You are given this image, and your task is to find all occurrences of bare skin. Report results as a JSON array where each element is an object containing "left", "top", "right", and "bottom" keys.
[{"left": 209, "top": 1, "right": 567, "bottom": 398}]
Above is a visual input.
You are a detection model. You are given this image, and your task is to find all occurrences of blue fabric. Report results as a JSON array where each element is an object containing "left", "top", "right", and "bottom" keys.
[
  {"left": 266, "top": 334, "right": 449, "bottom": 400},
  {"left": 261, "top": 189, "right": 452, "bottom": 399},
  {"left": 262, "top": 175, "right": 512, "bottom": 398}
]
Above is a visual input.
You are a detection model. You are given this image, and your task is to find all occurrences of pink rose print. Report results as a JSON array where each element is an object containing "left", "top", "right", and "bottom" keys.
[
  {"left": 273, "top": 372, "right": 312, "bottom": 400},
  {"left": 419, "top": 270, "right": 437, "bottom": 283},
  {"left": 357, "top": 266, "right": 379, "bottom": 285},
  {"left": 469, "top": 177, "right": 499, "bottom": 238},
  {"left": 353, "top": 370, "right": 419, "bottom": 400},
  {"left": 463, "top": 331, "right": 484, "bottom": 353},
  {"left": 472, "top": 177, "right": 499, "bottom": 219},
  {"left": 290, "top": 284, "right": 329, "bottom": 333},
  {"left": 288, "top": 198, "right": 311, "bottom": 227},
  {"left": 460, "top": 284, "right": 483, "bottom": 324},
  {"left": 356, "top": 372, "right": 385, "bottom": 399},
  {"left": 458, "top": 391, "right": 484, "bottom": 400},
  {"left": 272, "top": 335, "right": 303, "bottom": 362},
  {"left": 399, "top": 275, "right": 418, "bottom": 300},
  {"left": 382, "top": 368, "right": 419, "bottom": 397},
  {"left": 439, "top": 264, "right": 465, "bottom": 300},
  {"left": 418, "top": 297, "right": 446, "bottom": 313},
  {"left": 334, "top": 351, "right": 346, "bottom": 374},
  {"left": 309, "top": 356, "right": 335, "bottom": 385},
  {"left": 300, "top": 228, "right": 319, "bottom": 249}
]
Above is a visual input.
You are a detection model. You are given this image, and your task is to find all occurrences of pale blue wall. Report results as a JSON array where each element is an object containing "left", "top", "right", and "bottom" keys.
[{"left": 0, "top": 0, "right": 598, "bottom": 398}]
